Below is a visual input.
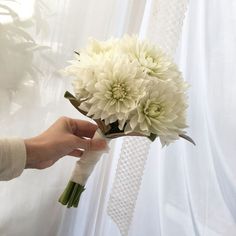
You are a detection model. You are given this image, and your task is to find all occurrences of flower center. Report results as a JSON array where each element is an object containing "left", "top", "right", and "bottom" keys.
[
  {"left": 139, "top": 53, "right": 157, "bottom": 76},
  {"left": 111, "top": 82, "right": 127, "bottom": 100},
  {"left": 144, "top": 102, "right": 162, "bottom": 117}
]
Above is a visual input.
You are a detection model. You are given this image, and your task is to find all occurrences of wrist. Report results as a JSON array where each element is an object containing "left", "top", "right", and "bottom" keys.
[{"left": 24, "top": 137, "right": 42, "bottom": 168}]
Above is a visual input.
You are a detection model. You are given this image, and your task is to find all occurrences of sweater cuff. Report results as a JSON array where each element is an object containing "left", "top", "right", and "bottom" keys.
[{"left": 0, "top": 138, "right": 27, "bottom": 181}]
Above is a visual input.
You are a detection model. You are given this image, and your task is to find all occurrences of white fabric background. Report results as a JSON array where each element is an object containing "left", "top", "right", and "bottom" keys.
[{"left": 0, "top": 0, "right": 236, "bottom": 236}]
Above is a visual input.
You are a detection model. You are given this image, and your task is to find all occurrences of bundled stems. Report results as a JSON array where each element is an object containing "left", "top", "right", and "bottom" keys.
[{"left": 59, "top": 181, "right": 85, "bottom": 208}]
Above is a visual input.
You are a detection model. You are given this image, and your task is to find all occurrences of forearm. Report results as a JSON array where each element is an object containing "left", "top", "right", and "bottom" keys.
[{"left": 0, "top": 138, "right": 26, "bottom": 181}]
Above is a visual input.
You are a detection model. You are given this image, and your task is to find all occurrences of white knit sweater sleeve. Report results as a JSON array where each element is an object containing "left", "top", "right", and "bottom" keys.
[{"left": 0, "top": 138, "right": 27, "bottom": 181}]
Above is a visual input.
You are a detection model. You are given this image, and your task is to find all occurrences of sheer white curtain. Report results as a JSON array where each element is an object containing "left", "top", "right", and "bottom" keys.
[{"left": 0, "top": 0, "right": 236, "bottom": 236}]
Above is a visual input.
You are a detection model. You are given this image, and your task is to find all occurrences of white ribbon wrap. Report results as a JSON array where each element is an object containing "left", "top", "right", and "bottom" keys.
[
  {"left": 70, "top": 132, "right": 110, "bottom": 185},
  {"left": 71, "top": 150, "right": 103, "bottom": 185},
  {"left": 107, "top": 0, "right": 189, "bottom": 235}
]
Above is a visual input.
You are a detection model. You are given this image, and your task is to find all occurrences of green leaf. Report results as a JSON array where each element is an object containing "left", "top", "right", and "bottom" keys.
[
  {"left": 0, "top": 4, "right": 19, "bottom": 21},
  {"left": 64, "top": 91, "right": 111, "bottom": 134},
  {"left": 74, "top": 51, "right": 80, "bottom": 56},
  {"left": 7, "top": 25, "right": 35, "bottom": 42},
  {"left": 15, "top": 19, "right": 35, "bottom": 28},
  {"left": 12, "top": 42, "right": 37, "bottom": 51},
  {"left": 106, "top": 121, "right": 123, "bottom": 135},
  {"left": 148, "top": 133, "right": 157, "bottom": 142},
  {"left": 64, "top": 91, "right": 86, "bottom": 114},
  {"left": 179, "top": 134, "right": 196, "bottom": 145},
  {"left": 64, "top": 91, "right": 76, "bottom": 100},
  {"left": 58, "top": 181, "right": 76, "bottom": 205}
]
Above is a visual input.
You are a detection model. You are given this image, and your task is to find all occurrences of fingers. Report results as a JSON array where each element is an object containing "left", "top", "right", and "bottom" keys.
[
  {"left": 68, "top": 149, "right": 83, "bottom": 157},
  {"left": 73, "top": 137, "right": 107, "bottom": 151},
  {"left": 69, "top": 118, "right": 98, "bottom": 138}
]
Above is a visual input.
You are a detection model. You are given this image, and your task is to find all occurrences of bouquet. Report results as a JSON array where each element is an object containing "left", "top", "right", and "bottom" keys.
[{"left": 58, "top": 35, "right": 194, "bottom": 208}]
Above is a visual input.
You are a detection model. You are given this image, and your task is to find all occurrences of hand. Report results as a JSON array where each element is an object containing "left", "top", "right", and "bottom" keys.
[{"left": 24, "top": 116, "right": 107, "bottom": 169}]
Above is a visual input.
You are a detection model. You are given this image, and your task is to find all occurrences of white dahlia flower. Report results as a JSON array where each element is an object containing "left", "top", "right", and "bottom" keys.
[
  {"left": 86, "top": 37, "right": 119, "bottom": 55},
  {"left": 65, "top": 61, "right": 96, "bottom": 100},
  {"left": 65, "top": 52, "right": 113, "bottom": 100},
  {"left": 125, "top": 79, "right": 188, "bottom": 145},
  {"left": 119, "top": 35, "right": 181, "bottom": 81},
  {"left": 85, "top": 56, "right": 145, "bottom": 127}
]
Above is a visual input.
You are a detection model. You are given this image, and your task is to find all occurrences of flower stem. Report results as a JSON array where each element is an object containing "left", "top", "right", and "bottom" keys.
[
  {"left": 73, "top": 185, "right": 85, "bottom": 207},
  {"left": 67, "top": 184, "right": 80, "bottom": 208},
  {"left": 58, "top": 181, "right": 85, "bottom": 208},
  {"left": 58, "top": 181, "right": 75, "bottom": 205}
]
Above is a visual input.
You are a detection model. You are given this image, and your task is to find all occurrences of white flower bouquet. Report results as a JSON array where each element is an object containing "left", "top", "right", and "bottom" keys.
[{"left": 58, "top": 35, "right": 194, "bottom": 208}]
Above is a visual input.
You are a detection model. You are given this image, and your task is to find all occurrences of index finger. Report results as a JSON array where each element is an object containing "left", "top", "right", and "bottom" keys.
[{"left": 69, "top": 119, "right": 98, "bottom": 138}]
